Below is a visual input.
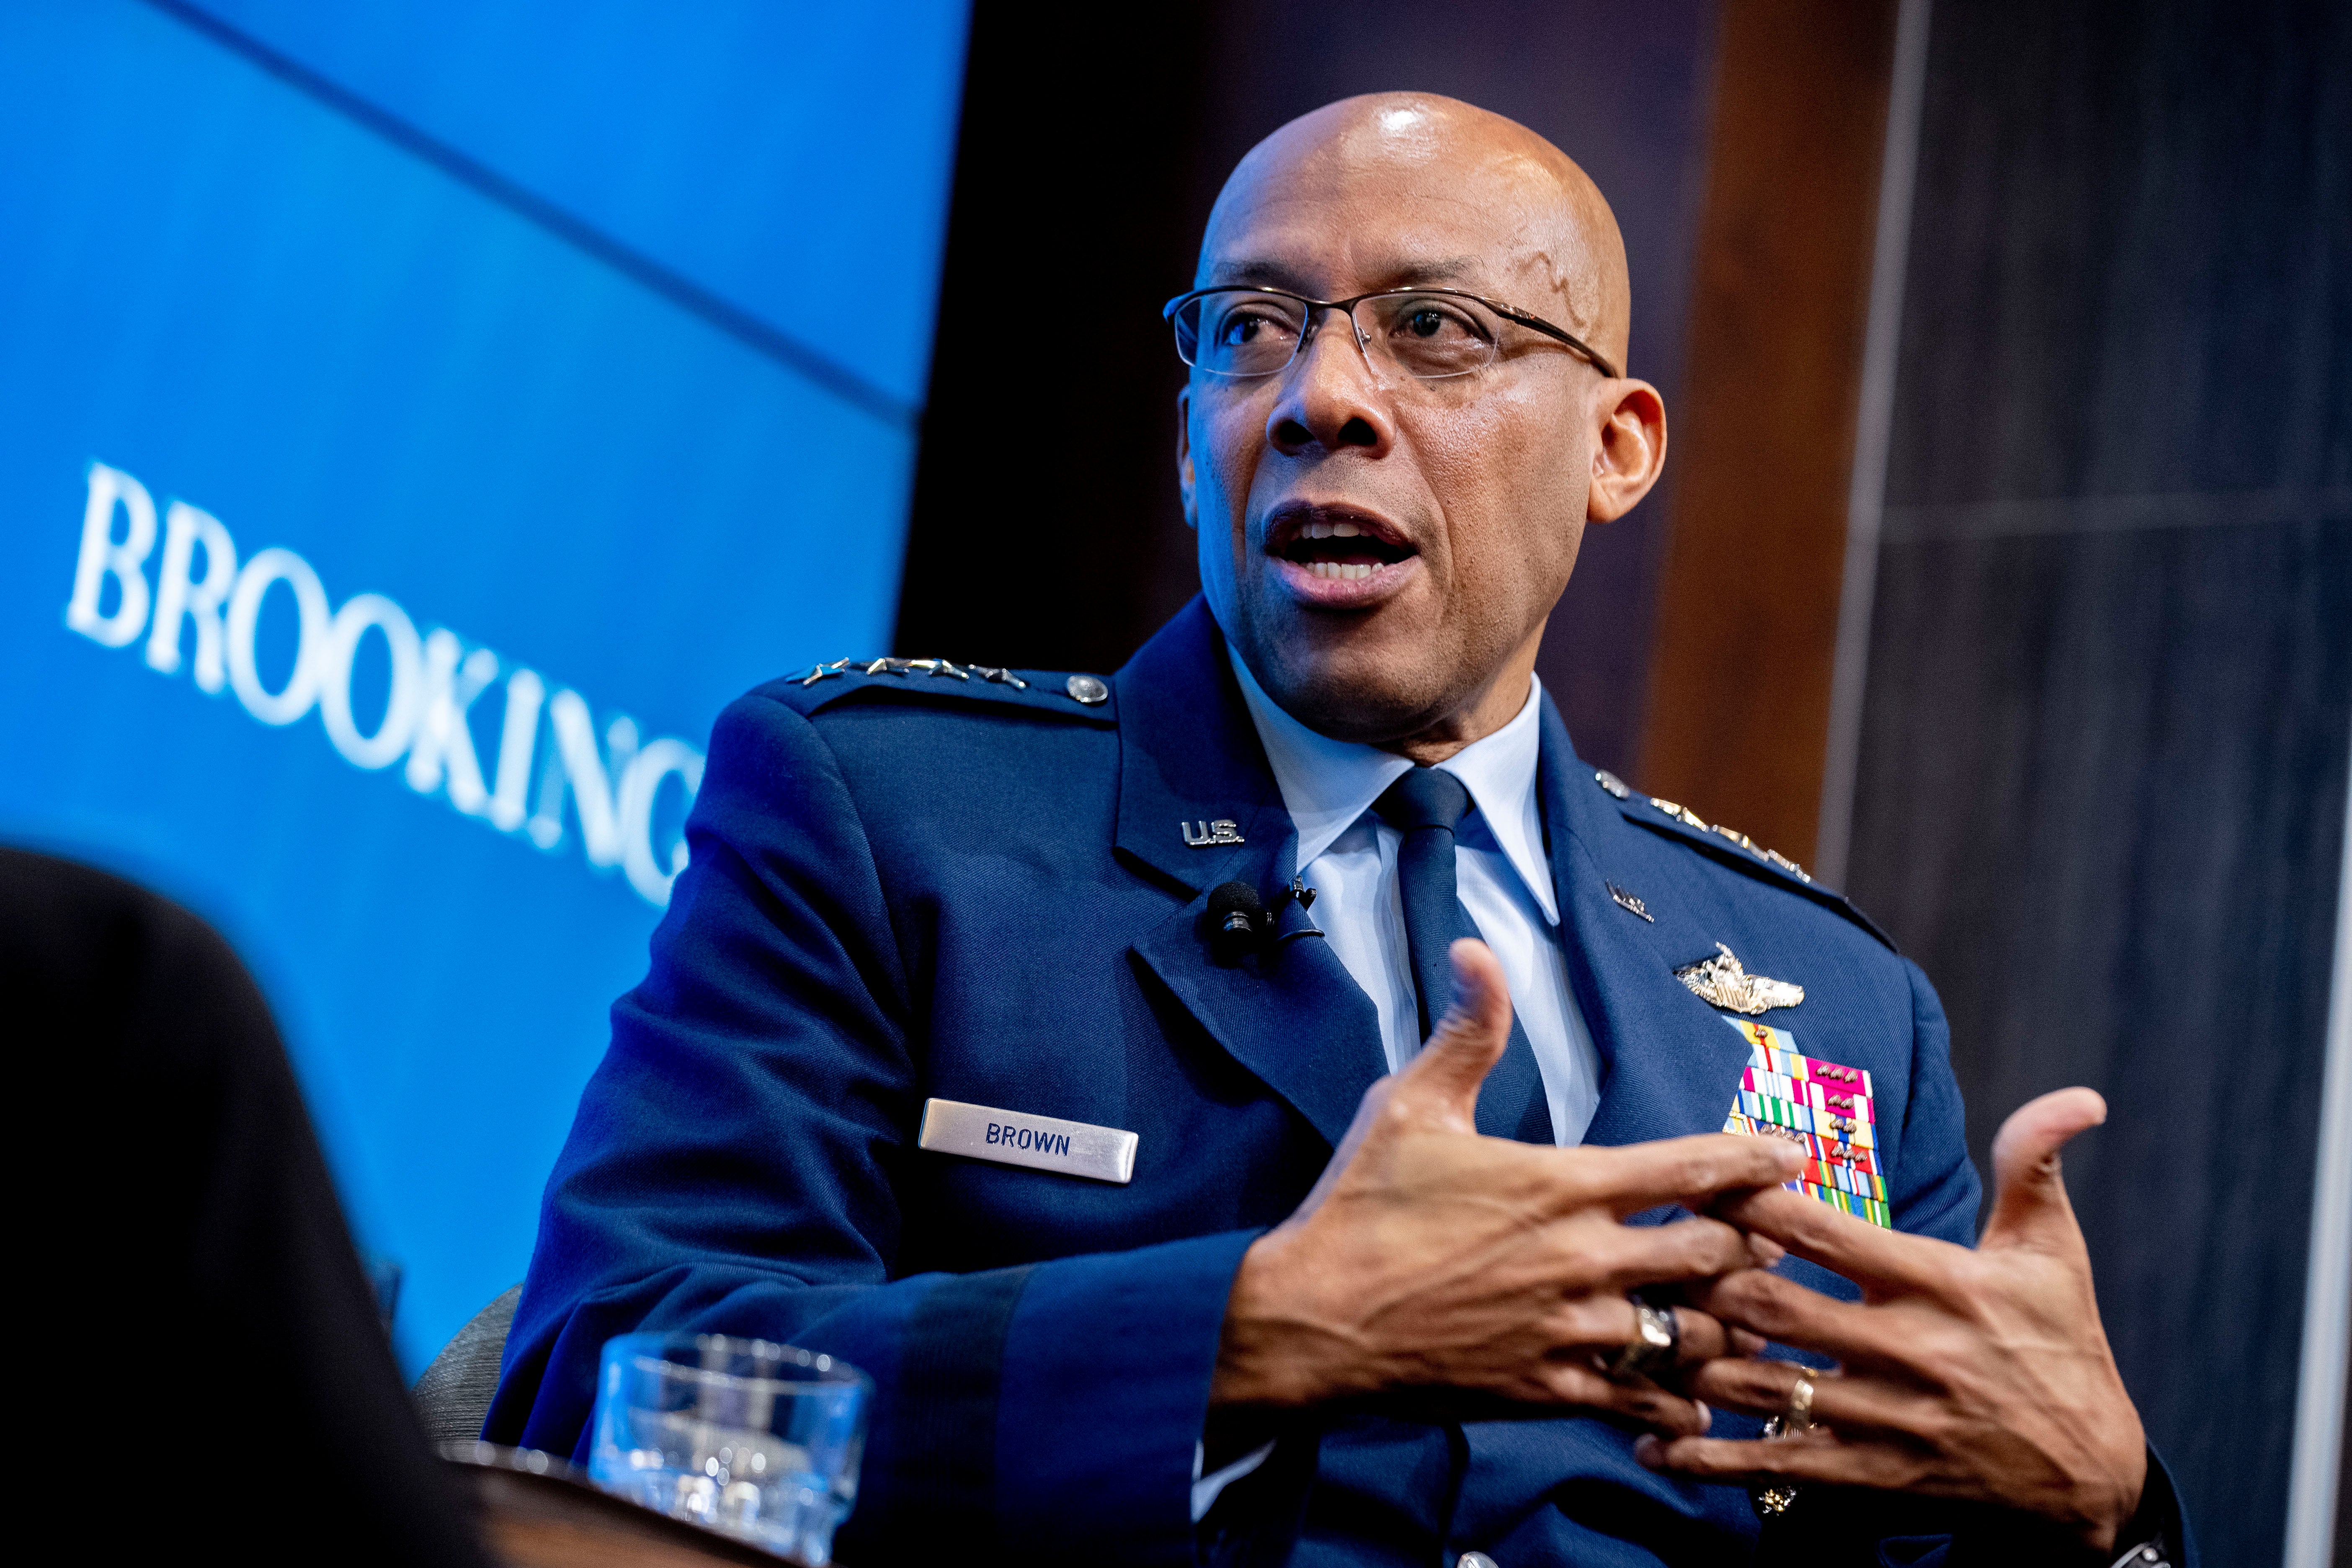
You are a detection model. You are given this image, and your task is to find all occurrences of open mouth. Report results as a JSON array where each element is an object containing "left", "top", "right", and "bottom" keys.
[{"left": 1265, "top": 505, "right": 1417, "bottom": 582}]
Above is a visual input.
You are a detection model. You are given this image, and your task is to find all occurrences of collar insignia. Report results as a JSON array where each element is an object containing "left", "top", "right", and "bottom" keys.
[
  {"left": 1607, "top": 881, "right": 1653, "bottom": 921},
  {"left": 1675, "top": 943, "right": 1804, "bottom": 1015}
]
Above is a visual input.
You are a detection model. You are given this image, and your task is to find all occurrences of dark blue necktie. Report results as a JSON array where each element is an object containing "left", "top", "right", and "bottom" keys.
[{"left": 1372, "top": 766, "right": 1555, "bottom": 1144}]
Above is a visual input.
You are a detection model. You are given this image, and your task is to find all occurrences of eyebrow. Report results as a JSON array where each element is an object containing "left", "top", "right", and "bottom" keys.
[{"left": 1204, "top": 255, "right": 1485, "bottom": 293}]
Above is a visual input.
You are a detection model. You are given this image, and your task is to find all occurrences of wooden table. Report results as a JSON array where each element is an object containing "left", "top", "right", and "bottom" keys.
[{"left": 443, "top": 1444, "right": 817, "bottom": 1568}]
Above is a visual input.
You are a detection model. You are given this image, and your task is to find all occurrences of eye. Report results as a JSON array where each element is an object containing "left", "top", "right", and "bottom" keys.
[
  {"left": 1388, "top": 301, "right": 1482, "bottom": 342},
  {"left": 1215, "top": 307, "right": 1291, "bottom": 348},
  {"left": 1373, "top": 294, "right": 1499, "bottom": 377}
]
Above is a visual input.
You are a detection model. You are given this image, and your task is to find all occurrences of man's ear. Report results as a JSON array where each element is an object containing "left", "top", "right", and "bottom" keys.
[
  {"left": 1587, "top": 379, "right": 1668, "bottom": 524},
  {"left": 1176, "top": 386, "right": 1198, "bottom": 531}
]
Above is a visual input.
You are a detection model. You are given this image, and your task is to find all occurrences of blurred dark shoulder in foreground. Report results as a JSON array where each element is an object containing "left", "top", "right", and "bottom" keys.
[{"left": 2, "top": 848, "right": 487, "bottom": 1568}]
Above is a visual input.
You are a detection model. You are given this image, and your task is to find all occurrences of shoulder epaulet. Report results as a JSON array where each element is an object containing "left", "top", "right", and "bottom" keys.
[
  {"left": 759, "top": 656, "right": 1117, "bottom": 723},
  {"left": 1590, "top": 768, "right": 1896, "bottom": 950}
]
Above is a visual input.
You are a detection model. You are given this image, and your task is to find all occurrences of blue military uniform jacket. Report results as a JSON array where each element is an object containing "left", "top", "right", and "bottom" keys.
[{"left": 487, "top": 598, "right": 1998, "bottom": 1565}]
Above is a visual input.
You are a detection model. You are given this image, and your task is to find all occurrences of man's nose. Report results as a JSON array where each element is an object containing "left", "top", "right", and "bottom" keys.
[{"left": 1265, "top": 312, "right": 1396, "bottom": 458}]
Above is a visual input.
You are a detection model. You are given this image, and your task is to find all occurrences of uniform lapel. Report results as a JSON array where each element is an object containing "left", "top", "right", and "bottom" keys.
[
  {"left": 1536, "top": 700, "right": 1753, "bottom": 1153},
  {"left": 1116, "top": 602, "right": 1387, "bottom": 1149}
]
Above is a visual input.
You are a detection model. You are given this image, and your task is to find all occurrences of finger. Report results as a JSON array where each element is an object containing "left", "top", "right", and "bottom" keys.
[
  {"left": 1576, "top": 1133, "right": 1805, "bottom": 1217},
  {"left": 1385, "top": 939, "right": 1514, "bottom": 1132},
  {"left": 1581, "top": 1297, "right": 1740, "bottom": 1366},
  {"left": 1707, "top": 1184, "right": 1953, "bottom": 1296},
  {"left": 1669, "top": 1305, "right": 1729, "bottom": 1364},
  {"left": 1537, "top": 1359, "right": 1716, "bottom": 1437},
  {"left": 1681, "top": 1355, "right": 1946, "bottom": 1438},
  {"left": 1581, "top": 1216, "right": 1761, "bottom": 1295},
  {"left": 1636, "top": 1431, "right": 1936, "bottom": 1495},
  {"left": 1684, "top": 1268, "right": 1916, "bottom": 1370},
  {"left": 1981, "top": 1086, "right": 2104, "bottom": 1256}
]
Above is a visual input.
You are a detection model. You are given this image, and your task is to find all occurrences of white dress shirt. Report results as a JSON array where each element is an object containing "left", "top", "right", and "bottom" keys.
[
  {"left": 1228, "top": 649, "right": 1604, "bottom": 1144},
  {"left": 1191, "top": 652, "right": 1606, "bottom": 1521}
]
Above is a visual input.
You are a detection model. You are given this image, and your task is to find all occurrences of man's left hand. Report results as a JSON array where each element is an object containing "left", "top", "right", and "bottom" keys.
[{"left": 1640, "top": 1088, "right": 2148, "bottom": 1556}]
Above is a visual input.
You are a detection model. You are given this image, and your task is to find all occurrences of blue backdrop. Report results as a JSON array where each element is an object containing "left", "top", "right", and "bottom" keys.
[{"left": 0, "top": 0, "right": 970, "bottom": 1371}]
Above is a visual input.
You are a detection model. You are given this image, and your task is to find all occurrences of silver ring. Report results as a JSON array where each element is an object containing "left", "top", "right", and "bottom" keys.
[{"left": 1608, "top": 1302, "right": 1679, "bottom": 1379}]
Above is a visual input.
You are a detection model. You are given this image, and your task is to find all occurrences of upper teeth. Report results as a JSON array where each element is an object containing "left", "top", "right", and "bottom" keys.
[{"left": 1301, "top": 519, "right": 1362, "bottom": 539}]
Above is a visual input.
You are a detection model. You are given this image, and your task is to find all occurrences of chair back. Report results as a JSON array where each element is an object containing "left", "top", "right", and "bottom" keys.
[{"left": 413, "top": 1284, "right": 524, "bottom": 1445}]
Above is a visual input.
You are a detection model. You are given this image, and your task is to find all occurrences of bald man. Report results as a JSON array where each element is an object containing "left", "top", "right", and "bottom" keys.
[{"left": 491, "top": 95, "right": 2185, "bottom": 1567}]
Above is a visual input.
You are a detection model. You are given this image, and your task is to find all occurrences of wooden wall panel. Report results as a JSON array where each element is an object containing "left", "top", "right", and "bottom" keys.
[{"left": 1638, "top": 0, "right": 1898, "bottom": 865}]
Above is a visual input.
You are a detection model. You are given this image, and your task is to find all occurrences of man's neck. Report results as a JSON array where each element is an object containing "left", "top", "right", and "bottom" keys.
[{"left": 1377, "top": 634, "right": 1545, "bottom": 766}]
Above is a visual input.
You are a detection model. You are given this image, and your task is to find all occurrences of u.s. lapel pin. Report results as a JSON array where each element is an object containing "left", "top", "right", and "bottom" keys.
[
  {"left": 1607, "top": 882, "right": 1654, "bottom": 922},
  {"left": 1181, "top": 819, "right": 1245, "bottom": 848},
  {"left": 1675, "top": 943, "right": 1803, "bottom": 1014}
]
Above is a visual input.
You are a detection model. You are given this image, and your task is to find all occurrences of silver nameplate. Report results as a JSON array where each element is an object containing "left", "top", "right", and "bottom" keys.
[{"left": 917, "top": 1098, "right": 1138, "bottom": 1184}]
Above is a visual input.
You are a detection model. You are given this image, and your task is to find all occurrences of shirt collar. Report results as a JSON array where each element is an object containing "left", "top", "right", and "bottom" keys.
[{"left": 1227, "top": 647, "right": 1558, "bottom": 923}]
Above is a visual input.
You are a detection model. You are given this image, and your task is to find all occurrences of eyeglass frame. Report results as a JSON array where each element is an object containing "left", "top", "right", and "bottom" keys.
[{"left": 1160, "top": 283, "right": 1622, "bottom": 384}]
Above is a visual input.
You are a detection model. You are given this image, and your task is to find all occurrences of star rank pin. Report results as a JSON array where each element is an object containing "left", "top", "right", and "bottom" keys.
[{"left": 795, "top": 658, "right": 1122, "bottom": 706}]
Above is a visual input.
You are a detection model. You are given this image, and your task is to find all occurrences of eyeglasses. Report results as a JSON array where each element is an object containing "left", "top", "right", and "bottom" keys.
[{"left": 1161, "top": 285, "right": 1620, "bottom": 384}]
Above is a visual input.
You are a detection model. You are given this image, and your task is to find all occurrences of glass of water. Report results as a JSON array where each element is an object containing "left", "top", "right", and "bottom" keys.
[{"left": 588, "top": 1331, "right": 871, "bottom": 1565}]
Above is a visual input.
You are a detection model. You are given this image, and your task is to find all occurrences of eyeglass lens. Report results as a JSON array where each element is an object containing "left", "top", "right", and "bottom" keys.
[{"left": 1174, "top": 291, "right": 1501, "bottom": 381}]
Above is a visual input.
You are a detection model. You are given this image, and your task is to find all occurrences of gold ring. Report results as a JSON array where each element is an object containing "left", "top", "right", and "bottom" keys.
[{"left": 1785, "top": 1369, "right": 1816, "bottom": 1434}]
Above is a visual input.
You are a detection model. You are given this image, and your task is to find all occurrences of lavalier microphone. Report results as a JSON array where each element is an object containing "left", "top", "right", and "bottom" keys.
[{"left": 1207, "top": 881, "right": 1269, "bottom": 963}]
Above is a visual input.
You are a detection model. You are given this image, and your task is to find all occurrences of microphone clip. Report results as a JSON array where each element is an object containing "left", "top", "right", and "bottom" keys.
[{"left": 1206, "top": 877, "right": 1323, "bottom": 964}]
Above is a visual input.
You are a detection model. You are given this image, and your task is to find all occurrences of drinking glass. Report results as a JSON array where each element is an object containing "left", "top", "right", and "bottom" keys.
[{"left": 588, "top": 1331, "right": 871, "bottom": 1565}]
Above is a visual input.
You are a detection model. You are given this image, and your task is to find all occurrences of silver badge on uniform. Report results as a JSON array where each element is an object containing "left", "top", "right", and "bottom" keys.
[
  {"left": 917, "top": 1098, "right": 1139, "bottom": 1184},
  {"left": 1674, "top": 943, "right": 1805, "bottom": 1015}
]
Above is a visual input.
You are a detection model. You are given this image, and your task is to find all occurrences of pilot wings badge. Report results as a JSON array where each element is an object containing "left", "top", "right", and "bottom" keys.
[{"left": 1674, "top": 943, "right": 1804, "bottom": 1015}]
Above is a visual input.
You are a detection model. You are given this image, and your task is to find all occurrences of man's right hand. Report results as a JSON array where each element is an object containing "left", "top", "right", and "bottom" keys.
[{"left": 1211, "top": 939, "right": 1803, "bottom": 1435}]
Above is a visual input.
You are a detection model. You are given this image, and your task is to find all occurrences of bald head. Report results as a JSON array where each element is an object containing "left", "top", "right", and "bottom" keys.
[
  {"left": 1201, "top": 93, "right": 1632, "bottom": 373},
  {"left": 1175, "top": 91, "right": 1666, "bottom": 758}
]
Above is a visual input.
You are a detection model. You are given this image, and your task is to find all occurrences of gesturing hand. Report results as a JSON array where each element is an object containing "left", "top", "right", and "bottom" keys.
[
  {"left": 1211, "top": 939, "right": 1803, "bottom": 1436},
  {"left": 1645, "top": 1088, "right": 2148, "bottom": 1553}
]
